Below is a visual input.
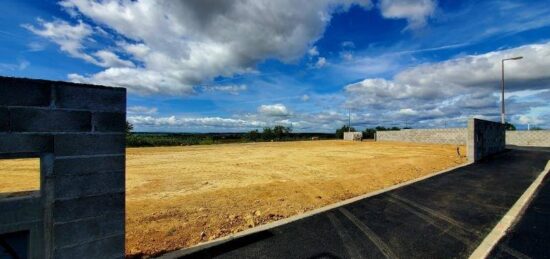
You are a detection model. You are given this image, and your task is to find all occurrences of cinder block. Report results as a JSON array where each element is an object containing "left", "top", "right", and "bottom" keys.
[
  {"left": 0, "top": 134, "right": 53, "bottom": 155},
  {"left": 0, "top": 108, "right": 8, "bottom": 131},
  {"left": 54, "top": 155, "right": 125, "bottom": 176},
  {"left": 92, "top": 112, "right": 126, "bottom": 132},
  {"left": 0, "top": 76, "right": 51, "bottom": 107},
  {"left": 54, "top": 171, "right": 124, "bottom": 199},
  {"left": 55, "top": 83, "right": 126, "bottom": 112},
  {"left": 53, "top": 234, "right": 124, "bottom": 259},
  {"left": 53, "top": 214, "right": 124, "bottom": 248},
  {"left": 0, "top": 197, "right": 42, "bottom": 226},
  {"left": 9, "top": 108, "right": 91, "bottom": 133},
  {"left": 53, "top": 192, "right": 124, "bottom": 222},
  {"left": 54, "top": 134, "right": 125, "bottom": 156}
]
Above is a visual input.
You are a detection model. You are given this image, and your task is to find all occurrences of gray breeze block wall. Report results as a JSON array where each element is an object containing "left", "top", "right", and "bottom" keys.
[
  {"left": 343, "top": 131, "right": 363, "bottom": 141},
  {"left": 467, "top": 118, "right": 505, "bottom": 162},
  {"left": 0, "top": 76, "right": 126, "bottom": 259},
  {"left": 375, "top": 128, "right": 467, "bottom": 144},
  {"left": 506, "top": 130, "right": 550, "bottom": 147}
]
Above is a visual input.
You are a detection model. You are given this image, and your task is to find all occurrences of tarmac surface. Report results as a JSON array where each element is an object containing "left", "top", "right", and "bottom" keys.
[
  {"left": 488, "top": 149, "right": 550, "bottom": 259},
  {"left": 164, "top": 148, "right": 550, "bottom": 259}
]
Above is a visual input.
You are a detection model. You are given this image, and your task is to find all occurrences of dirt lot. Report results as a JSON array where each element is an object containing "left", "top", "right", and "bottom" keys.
[{"left": 0, "top": 140, "right": 466, "bottom": 257}]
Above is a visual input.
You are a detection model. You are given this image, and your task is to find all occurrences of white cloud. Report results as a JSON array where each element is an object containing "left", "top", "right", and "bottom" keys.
[
  {"left": 340, "top": 51, "right": 353, "bottom": 61},
  {"left": 127, "top": 108, "right": 354, "bottom": 132},
  {"left": 128, "top": 115, "right": 266, "bottom": 129},
  {"left": 0, "top": 60, "right": 30, "bottom": 71},
  {"left": 308, "top": 46, "right": 319, "bottom": 56},
  {"left": 378, "top": 0, "right": 436, "bottom": 30},
  {"left": 345, "top": 41, "right": 550, "bottom": 127},
  {"left": 518, "top": 115, "right": 543, "bottom": 125},
  {"left": 93, "top": 50, "right": 135, "bottom": 68},
  {"left": 258, "top": 104, "right": 290, "bottom": 117},
  {"left": 25, "top": 0, "right": 372, "bottom": 95},
  {"left": 127, "top": 106, "right": 158, "bottom": 115},
  {"left": 315, "top": 57, "right": 328, "bottom": 68},
  {"left": 341, "top": 41, "right": 355, "bottom": 48},
  {"left": 23, "top": 19, "right": 134, "bottom": 68},
  {"left": 301, "top": 94, "right": 310, "bottom": 101},
  {"left": 347, "top": 41, "right": 550, "bottom": 102},
  {"left": 27, "top": 41, "right": 47, "bottom": 52},
  {"left": 398, "top": 108, "right": 417, "bottom": 116},
  {"left": 202, "top": 84, "right": 247, "bottom": 95},
  {"left": 23, "top": 19, "right": 96, "bottom": 62}
]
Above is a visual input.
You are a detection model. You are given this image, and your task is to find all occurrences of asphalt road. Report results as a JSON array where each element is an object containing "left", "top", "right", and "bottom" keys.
[
  {"left": 488, "top": 163, "right": 550, "bottom": 259},
  {"left": 165, "top": 148, "right": 550, "bottom": 259}
]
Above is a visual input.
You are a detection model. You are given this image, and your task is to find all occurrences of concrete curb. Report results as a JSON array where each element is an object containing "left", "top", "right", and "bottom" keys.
[
  {"left": 469, "top": 159, "right": 550, "bottom": 259},
  {"left": 158, "top": 161, "right": 472, "bottom": 258}
]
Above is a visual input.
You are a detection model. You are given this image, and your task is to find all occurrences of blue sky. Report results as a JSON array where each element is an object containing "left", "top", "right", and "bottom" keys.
[{"left": 1, "top": 0, "right": 549, "bottom": 132}]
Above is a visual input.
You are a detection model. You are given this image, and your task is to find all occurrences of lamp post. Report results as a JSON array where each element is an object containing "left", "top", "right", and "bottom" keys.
[
  {"left": 501, "top": 56, "right": 523, "bottom": 124},
  {"left": 348, "top": 108, "right": 351, "bottom": 132}
]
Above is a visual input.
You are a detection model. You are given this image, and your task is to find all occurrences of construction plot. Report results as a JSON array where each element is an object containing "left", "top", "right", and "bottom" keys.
[{"left": 1, "top": 140, "right": 466, "bottom": 257}]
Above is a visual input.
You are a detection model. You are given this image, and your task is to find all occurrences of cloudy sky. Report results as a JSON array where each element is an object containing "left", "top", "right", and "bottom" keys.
[{"left": 1, "top": 0, "right": 549, "bottom": 132}]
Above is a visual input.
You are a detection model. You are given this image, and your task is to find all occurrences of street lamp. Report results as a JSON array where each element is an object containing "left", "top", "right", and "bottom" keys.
[{"left": 501, "top": 56, "right": 523, "bottom": 124}]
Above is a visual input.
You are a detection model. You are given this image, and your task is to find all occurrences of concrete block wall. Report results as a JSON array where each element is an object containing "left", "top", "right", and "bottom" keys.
[
  {"left": 343, "top": 132, "right": 363, "bottom": 141},
  {"left": 506, "top": 131, "right": 550, "bottom": 147},
  {"left": 0, "top": 76, "right": 126, "bottom": 259},
  {"left": 467, "top": 118, "right": 505, "bottom": 162},
  {"left": 375, "top": 128, "right": 467, "bottom": 144}
]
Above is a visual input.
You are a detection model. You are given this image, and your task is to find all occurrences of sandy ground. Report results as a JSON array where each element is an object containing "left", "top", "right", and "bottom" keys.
[
  {"left": 0, "top": 158, "right": 40, "bottom": 198},
  {"left": 0, "top": 140, "right": 466, "bottom": 257}
]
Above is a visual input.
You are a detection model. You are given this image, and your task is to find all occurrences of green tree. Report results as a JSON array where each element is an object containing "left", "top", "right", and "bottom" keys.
[
  {"left": 504, "top": 122, "right": 516, "bottom": 131},
  {"left": 126, "top": 121, "right": 134, "bottom": 135},
  {"left": 262, "top": 127, "right": 274, "bottom": 141},
  {"left": 531, "top": 126, "right": 544, "bottom": 131},
  {"left": 273, "top": 125, "right": 292, "bottom": 140},
  {"left": 245, "top": 129, "right": 260, "bottom": 141},
  {"left": 362, "top": 128, "right": 376, "bottom": 139},
  {"left": 335, "top": 125, "right": 356, "bottom": 139}
]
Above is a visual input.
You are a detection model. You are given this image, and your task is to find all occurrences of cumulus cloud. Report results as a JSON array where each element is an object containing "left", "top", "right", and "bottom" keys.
[
  {"left": 258, "top": 104, "right": 291, "bottom": 117},
  {"left": 25, "top": 0, "right": 372, "bottom": 95},
  {"left": 345, "top": 41, "right": 550, "bottom": 127},
  {"left": 378, "top": 0, "right": 436, "bottom": 30},
  {"left": 23, "top": 19, "right": 95, "bottom": 62},
  {"left": 128, "top": 108, "right": 355, "bottom": 132},
  {"left": 23, "top": 19, "right": 134, "bottom": 68},
  {"left": 128, "top": 115, "right": 266, "bottom": 129}
]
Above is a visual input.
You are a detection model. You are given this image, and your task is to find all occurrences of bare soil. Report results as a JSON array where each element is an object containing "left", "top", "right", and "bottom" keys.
[{"left": 0, "top": 140, "right": 466, "bottom": 257}]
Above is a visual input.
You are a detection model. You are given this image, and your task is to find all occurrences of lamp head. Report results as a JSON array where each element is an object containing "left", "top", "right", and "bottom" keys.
[{"left": 504, "top": 56, "right": 523, "bottom": 61}]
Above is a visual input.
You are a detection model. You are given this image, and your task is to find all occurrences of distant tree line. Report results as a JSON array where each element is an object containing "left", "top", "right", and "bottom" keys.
[
  {"left": 244, "top": 125, "right": 293, "bottom": 141},
  {"left": 125, "top": 122, "right": 335, "bottom": 147},
  {"left": 335, "top": 125, "right": 403, "bottom": 139}
]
